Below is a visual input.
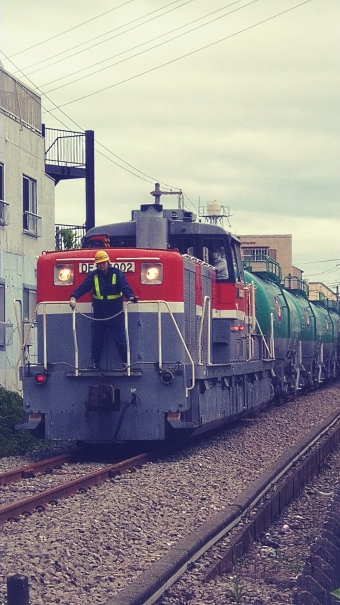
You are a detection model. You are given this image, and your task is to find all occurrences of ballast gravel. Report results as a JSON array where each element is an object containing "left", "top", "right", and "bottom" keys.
[{"left": 0, "top": 385, "right": 340, "bottom": 605}]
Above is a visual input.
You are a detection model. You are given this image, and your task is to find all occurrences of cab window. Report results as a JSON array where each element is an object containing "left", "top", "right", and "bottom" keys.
[
  {"left": 231, "top": 240, "right": 244, "bottom": 283},
  {"left": 202, "top": 238, "right": 229, "bottom": 281},
  {"left": 170, "top": 238, "right": 194, "bottom": 255}
]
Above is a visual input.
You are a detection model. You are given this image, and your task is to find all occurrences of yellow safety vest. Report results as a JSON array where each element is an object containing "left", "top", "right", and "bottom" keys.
[{"left": 93, "top": 273, "right": 122, "bottom": 300}]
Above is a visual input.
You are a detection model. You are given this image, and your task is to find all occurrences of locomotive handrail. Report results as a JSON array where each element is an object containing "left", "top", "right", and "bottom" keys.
[
  {"left": 72, "top": 308, "right": 79, "bottom": 376},
  {"left": 244, "top": 283, "right": 256, "bottom": 361},
  {"left": 36, "top": 300, "right": 195, "bottom": 394},
  {"left": 255, "top": 316, "right": 275, "bottom": 359},
  {"left": 198, "top": 296, "right": 211, "bottom": 365},
  {"left": 35, "top": 302, "right": 72, "bottom": 372},
  {"left": 126, "top": 300, "right": 195, "bottom": 396},
  {"left": 36, "top": 301, "right": 127, "bottom": 376}
]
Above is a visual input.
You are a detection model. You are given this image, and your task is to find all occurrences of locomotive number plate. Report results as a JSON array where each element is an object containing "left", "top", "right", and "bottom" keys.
[{"left": 79, "top": 262, "right": 136, "bottom": 273}]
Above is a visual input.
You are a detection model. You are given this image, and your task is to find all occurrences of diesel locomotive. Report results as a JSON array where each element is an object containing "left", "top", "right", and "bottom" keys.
[{"left": 19, "top": 187, "right": 340, "bottom": 443}]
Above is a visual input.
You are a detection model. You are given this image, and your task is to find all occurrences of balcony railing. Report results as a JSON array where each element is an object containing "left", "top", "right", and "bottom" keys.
[
  {"left": 45, "top": 128, "right": 85, "bottom": 167},
  {"left": 0, "top": 67, "right": 41, "bottom": 133},
  {"left": 243, "top": 254, "right": 282, "bottom": 284},
  {"left": 0, "top": 200, "right": 10, "bottom": 226},
  {"left": 55, "top": 224, "right": 86, "bottom": 250},
  {"left": 23, "top": 211, "right": 42, "bottom": 237},
  {"left": 283, "top": 275, "right": 309, "bottom": 298}
]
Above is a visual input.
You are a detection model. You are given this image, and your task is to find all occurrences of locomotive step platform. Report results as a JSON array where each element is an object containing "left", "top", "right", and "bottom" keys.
[{"left": 65, "top": 367, "right": 143, "bottom": 377}]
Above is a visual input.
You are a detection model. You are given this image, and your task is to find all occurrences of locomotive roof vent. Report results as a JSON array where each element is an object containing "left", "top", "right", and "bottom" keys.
[
  {"left": 140, "top": 203, "right": 163, "bottom": 214},
  {"left": 183, "top": 211, "right": 193, "bottom": 222}
]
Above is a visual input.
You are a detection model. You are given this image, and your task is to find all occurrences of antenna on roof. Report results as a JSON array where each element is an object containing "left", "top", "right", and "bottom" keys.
[{"left": 150, "top": 183, "right": 184, "bottom": 209}]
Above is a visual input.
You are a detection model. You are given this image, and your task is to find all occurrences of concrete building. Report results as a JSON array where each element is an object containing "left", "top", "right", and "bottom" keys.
[
  {"left": 0, "top": 67, "right": 55, "bottom": 392},
  {"left": 308, "top": 282, "right": 337, "bottom": 302},
  {"left": 238, "top": 234, "right": 303, "bottom": 281}
]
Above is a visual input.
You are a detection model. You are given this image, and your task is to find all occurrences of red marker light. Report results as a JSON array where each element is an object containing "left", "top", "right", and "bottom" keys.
[{"left": 34, "top": 373, "right": 47, "bottom": 385}]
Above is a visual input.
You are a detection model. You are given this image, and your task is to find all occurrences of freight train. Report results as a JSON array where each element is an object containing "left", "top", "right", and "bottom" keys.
[{"left": 19, "top": 187, "right": 340, "bottom": 443}]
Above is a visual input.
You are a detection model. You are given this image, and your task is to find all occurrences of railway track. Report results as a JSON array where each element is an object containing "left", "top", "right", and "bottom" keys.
[
  {"left": 0, "top": 452, "right": 79, "bottom": 487},
  {"left": 1, "top": 386, "right": 339, "bottom": 605},
  {"left": 0, "top": 450, "right": 160, "bottom": 526},
  {"left": 114, "top": 408, "right": 340, "bottom": 605}
]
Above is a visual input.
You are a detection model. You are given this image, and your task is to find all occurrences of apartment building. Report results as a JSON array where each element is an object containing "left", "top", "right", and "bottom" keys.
[{"left": 0, "top": 67, "right": 55, "bottom": 391}]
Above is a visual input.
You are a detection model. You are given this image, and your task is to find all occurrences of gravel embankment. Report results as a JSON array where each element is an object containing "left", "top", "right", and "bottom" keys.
[
  {"left": 157, "top": 444, "right": 340, "bottom": 605},
  {"left": 1, "top": 385, "right": 339, "bottom": 605}
]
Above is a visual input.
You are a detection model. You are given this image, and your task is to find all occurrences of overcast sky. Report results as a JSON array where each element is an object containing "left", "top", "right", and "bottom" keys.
[{"left": 2, "top": 0, "right": 339, "bottom": 289}]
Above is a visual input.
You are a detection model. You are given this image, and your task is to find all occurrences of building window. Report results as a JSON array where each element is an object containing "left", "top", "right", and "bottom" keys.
[
  {"left": 242, "top": 247, "right": 269, "bottom": 260},
  {"left": 23, "top": 287, "right": 37, "bottom": 322},
  {"left": 0, "top": 163, "right": 3, "bottom": 201},
  {"left": 23, "top": 287, "right": 37, "bottom": 347},
  {"left": 0, "top": 282, "right": 5, "bottom": 347},
  {"left": 23, "top": 175, "right": 41, "bottom": 236},
  {"left": 0, "top": 163, "right": 9, "bottom": 226}
]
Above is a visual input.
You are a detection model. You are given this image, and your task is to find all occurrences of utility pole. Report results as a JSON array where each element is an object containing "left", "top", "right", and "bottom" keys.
[{"left": 150, "top": 183, "right": 184, "bottom": 209}]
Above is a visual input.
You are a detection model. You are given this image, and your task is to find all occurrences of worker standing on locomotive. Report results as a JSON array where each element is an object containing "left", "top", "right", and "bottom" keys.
[{"left": 69, "top": 250, "right": 138, "bottom": 369}]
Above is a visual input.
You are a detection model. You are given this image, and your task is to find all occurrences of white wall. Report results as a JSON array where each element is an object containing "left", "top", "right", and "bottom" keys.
[{"left": 0, "top": 94, "right": 55, "bottom": 392}]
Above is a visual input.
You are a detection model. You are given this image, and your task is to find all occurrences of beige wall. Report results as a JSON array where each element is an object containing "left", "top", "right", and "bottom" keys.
[
  {"left": 309, "top": 282, "right": 337, "bottom": 302},
  {"left": 238, "top": 234, "right": 303, "bottom": 279}
]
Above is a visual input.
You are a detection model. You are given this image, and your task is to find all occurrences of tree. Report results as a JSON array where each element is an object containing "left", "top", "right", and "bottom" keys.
[{"left": 56, "top": 228, "right": 81, "bottom": 250}]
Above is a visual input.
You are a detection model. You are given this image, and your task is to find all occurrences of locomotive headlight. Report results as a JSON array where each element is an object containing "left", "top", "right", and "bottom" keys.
[
  {"left": 141, "top": 263, "right": 163, "bottom": 284},
  {"left": 54, "top": 264, "right": 74, "bottom": 286}
]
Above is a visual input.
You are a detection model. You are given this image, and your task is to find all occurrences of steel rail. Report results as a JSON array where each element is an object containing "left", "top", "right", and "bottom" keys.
[
  {"left": 0, "top": 452, "right": 79, "bottom": 487},
  {"left": 0, "top": 450, "right": 157, "bottom": 526}
]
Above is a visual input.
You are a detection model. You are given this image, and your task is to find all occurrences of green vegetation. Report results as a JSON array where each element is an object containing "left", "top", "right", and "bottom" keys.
[
  {"left": 0, "top": 386, "right": 38, "bottom": 457},
  {"left": 56, "top": 228, "right": 81, "bottom": 250},
  {"left": 331, "top": 588, "right": 340, "bottom": 600}
]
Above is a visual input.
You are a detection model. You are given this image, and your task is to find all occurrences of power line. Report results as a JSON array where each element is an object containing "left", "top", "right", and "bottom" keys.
[
  {"left": 298, "top": 258, "right": 340, "bottom": 265},
  {"left": 305, "top": 266, "right": 339, "bottom": 277},
  {"left": 17, "top": 0, "right": 191, "bottom": 76},
  {"left": 3, "top": 0, "right": 42, "bottom": 17},
  {"left": 43, "top": 0, "right": 313, "bottom": 111},
  {"left": 1, "top": 51, "right": 178, "bottom": 191},
  {"left": 41, "top": 0, "right": 252, "bottom": 93},
  {"left": 1, "top": 0, "right": 314, "bottom": 213},
  {"left": 7, "top": 0, "right": 136, "bottom": 58}
]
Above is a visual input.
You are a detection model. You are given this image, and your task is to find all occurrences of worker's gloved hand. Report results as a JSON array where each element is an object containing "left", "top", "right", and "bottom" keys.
[
  {"left": 130, "top": 296, "right": 139, "bottom": 303},
  {"left": 69, "top": 297, "right": 77, "bottom": 309}
]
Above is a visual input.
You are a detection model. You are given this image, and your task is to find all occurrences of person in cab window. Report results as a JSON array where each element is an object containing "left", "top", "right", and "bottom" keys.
[
  {"left": 212, "top": 250, "right": 229, "bottom": 279},
  {"left": 69, "top": 250, "right": 138, "bottom": 369}
]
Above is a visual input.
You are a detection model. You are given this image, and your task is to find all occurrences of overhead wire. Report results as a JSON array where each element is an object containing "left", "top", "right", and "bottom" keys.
[
  {"left": 40, "top": 0, "right": 313, "bottom": 111},
  {"left": 305, "top": 266, "right": 340, "bottom": 277},
  {"left": 1, "top": 0, "right": 314, "bottom": 211},
  {"left": 40, "top": 0, "right": 253, "bottom": 93},
  {"left": 7, "top": 0, "right": 137, "bottom": 58},
  {"left": 298, "top": 258, "right": 340, "bottom": 265},
  {"left": 2, "top": 0, "right": 42, "bottom": 17},
  {"left": 17, "top": 0, "right": 192, "bottom": 76},
  {"left": 1, "top": 50, "right": 177, "bottom": 190}
]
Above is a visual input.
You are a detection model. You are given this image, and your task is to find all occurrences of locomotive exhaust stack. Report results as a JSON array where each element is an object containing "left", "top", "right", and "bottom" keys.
[{"left": 134, "top": 203, "right": 168, "bottom": 249}]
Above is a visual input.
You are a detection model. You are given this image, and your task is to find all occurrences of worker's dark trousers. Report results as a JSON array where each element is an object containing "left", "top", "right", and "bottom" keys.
[{"left": 91, "top": 316, "right": 127, "bottom": 365}]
